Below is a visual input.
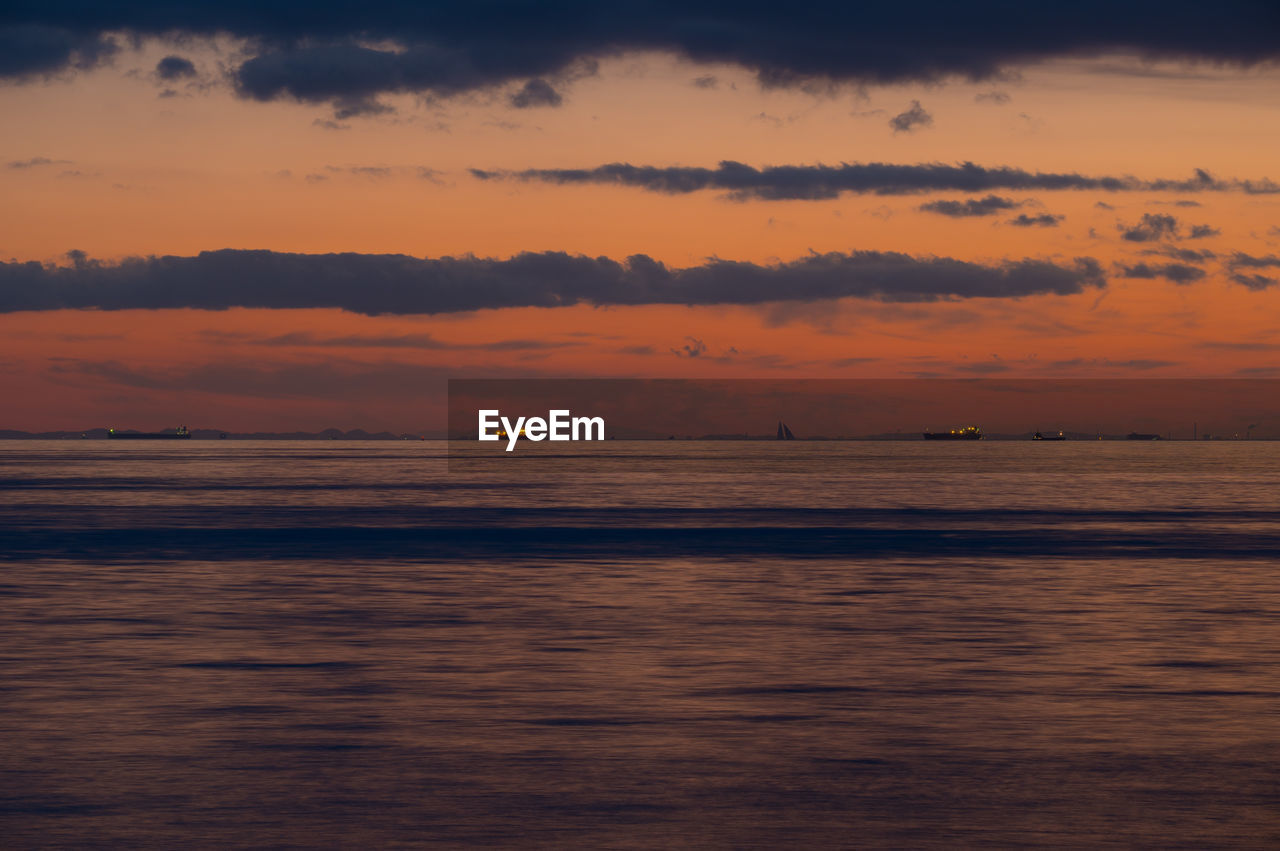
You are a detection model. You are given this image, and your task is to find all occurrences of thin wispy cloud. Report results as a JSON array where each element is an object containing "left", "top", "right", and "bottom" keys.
[
  {"left": 919, "top": 195, "right": 1022, "bottom": 217},
  {"left": 472, "top": 162, "right": 1279, "bottom": 201}
]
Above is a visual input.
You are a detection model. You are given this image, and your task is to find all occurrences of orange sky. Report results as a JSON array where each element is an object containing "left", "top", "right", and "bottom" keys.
[{"left": 3, "top": 46, "right": 1280, "bottom": 431}]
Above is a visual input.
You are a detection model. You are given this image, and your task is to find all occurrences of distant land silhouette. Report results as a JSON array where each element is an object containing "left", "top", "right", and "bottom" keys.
[
  {"left": 0, "top": 428, "right": 435, "bottom": 441},
  {"left": 2, "top": 428, "right": 1270, "bottom": 441}
]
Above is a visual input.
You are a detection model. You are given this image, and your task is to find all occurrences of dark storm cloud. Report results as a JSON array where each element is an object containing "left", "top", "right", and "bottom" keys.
[
  {"left": 889, "top": 101, "right": 932, "bottom": 133},
  {"left": 0, "top": 248, "right": 1106, "bottom": 315},
  {"left": 5, "top": 3, "right": 1280, "bottom": 108},
  {"left": 509, "top": 78, "right": 562, "bottom": 108},
  {"left": 0, "top": 24, "right": 116, "bottom": 79},
  {"left": 155, "top": 55, "right": 196, "bottom": 81},
  {"left": 919, "top": 195, "right": 1021, "bottom": 217},
  {"left": 472, "top": 161, "right": 1279, "bottom": 201},
  {"left": 1007, "top": 213, "right": 1063, "bottom": 227},
  {"left": 1116, "top": 262, "right": 1206, "bottom": 284}
]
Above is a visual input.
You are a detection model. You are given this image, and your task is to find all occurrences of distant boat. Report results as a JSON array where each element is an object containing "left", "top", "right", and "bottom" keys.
[
  {"left": 1127, "top": 432, "right": 1161, "bottom": 440},
  {"left": 108, "top": 425, "right": 191, "bottom": 440},
  {"left": 923, "top": 426, "right": 982, "bottom": 440},
  {"left": 1033, "top": 431, "right": 1066, "bottom": 441},
  {"left": 776, "top": 421, "right": 796, "bottom": 440}
]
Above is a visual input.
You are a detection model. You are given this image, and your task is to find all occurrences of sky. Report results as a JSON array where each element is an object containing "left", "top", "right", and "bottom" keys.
[{"left": 3, "top": 3, "right": 1280, "bottom": 432}]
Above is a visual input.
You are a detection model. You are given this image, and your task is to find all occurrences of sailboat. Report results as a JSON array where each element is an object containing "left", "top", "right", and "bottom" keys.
[{"left": 776, "top": 421, "right": 796, "bottom": 440}]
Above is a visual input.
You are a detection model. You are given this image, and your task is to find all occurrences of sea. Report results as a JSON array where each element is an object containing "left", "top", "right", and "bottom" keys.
[{"left": 3, "top": 440, "right": 1279, "bottom": 848}]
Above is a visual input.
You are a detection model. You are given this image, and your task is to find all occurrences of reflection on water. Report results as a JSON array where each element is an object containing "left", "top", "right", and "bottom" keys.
[{"left": 3, "top": 441, "right": 1279, "bottom": 847}]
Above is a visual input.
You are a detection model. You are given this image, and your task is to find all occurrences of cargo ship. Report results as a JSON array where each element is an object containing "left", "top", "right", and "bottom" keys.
[
  {"left": 107, "top": 425, "right": 191, "bottom": 440},
  {"left": 923, "top": 426, "right": 982, "bottom": 440},
  {"left": 1033, "top": 431, "right": 1066, "bottom": 441},
  {"left": 1126, "top": 432, "right": 1161, "bottom": 441}
]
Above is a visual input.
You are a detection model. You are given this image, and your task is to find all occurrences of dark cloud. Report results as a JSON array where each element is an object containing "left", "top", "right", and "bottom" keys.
[
  {"left": 8, "top": 156, "right": 69, "bottom": 169},
  {"left": 1045, "top": 358, "right": 1179, "bottom": 370},
  {"left": 1120, "top": 214, "right": 1220, "bottom": 241},
  {"left": 1226, "top": 251, "right": 1280, "bottom": 289},
  {"left": 155, "top": 55, "right": 196, "bottom": 81},
  {"left": 889, "top": 100, "right": 932, "bottom": 133},
  {"left": 0, "top": 248, "right": 1106, "bottom": 315},
  {"left": 1109, "top": 359, "right": 1179, "bottom": 370},
  {"left": 1007, "top": 213, "right": 1062, "bottom": 227},
  {"left": 7, "top": 3, "right": 1280, "bottom": 111},
  {"left": 955, "top": 360, "right": 1010, "bottom": 374},
  {"left": 1141, "top": 246, "right": 1216, "bottom": 262},
  {"left": 0, "top": 24, "right": 116, "bottom": 79},
  {"left": 1228, "top": 251, "right": 1280, "bottom": 270},
  {"left": 1116, "top": 262, "right": 1206, "bottom": 284},
  {"left": 509, "top": 78, "right": 562, "bottom": 108},
  {"left": 332, "top": 96, "right": 394, "bottom": 120},
  {"left": 206, "top": 330, "right": 579, "bottom": 351},
  {"left": 692, "top": 75, "right": 719, "bottom": 89},
  {"left": 1120, "top": 213, "right": 1182, "bottom": 242},
  {"left": 918, "top": 194, "right": 1020, "bottom": 217},
  {"left": 1230, "top": 273, "right": 1276, "bottom": 290},
  {"left": 671, "top": 337, "right": 707, "bottom": 357},
  {"left": 473, "top": 161, "right": 1278, "bottom": 201}
]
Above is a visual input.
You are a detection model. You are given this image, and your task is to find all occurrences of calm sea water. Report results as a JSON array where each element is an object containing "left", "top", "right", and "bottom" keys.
[{"left": 3, "top": 440, "right": 1280, "bottom": 848}]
